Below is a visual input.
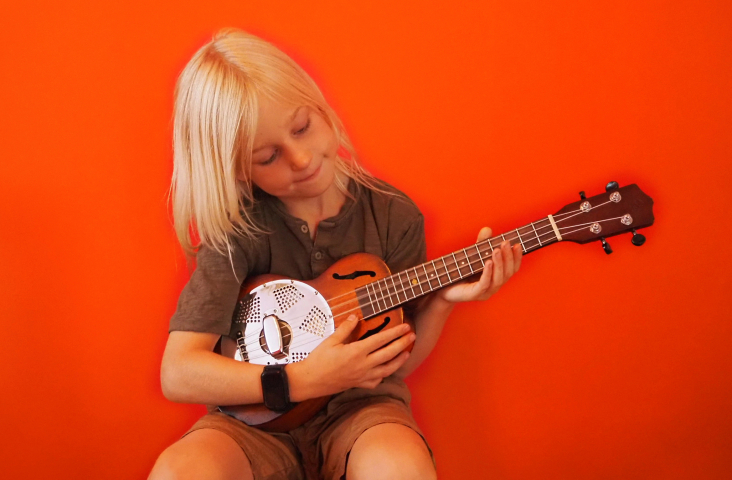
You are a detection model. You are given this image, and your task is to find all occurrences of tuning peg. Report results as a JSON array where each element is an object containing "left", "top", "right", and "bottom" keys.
[
  {"left": 601, "top": 237, "right": 613, "bottom": 254},
  {"left": 605, "top": 181, "right": 619, "bottom": 192},
  {"left": 579, "top": 191, "right": 587, "bottom": 200},
  {"left": 631, "top": 229, "right": 646, "bottom": 246}
]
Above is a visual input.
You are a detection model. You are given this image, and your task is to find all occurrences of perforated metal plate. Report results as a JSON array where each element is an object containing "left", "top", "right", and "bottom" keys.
[{"left": 233, "top": 280, "right": 335, "bottom": 365}]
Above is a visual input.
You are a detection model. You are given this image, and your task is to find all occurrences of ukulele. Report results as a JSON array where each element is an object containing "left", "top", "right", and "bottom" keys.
[{"left": 218, "top": 182, "right": 655, "bottom": 432}]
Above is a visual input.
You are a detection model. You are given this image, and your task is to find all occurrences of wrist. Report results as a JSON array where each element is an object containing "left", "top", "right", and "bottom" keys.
[
  {"left": 285, "top": 361, "right": 318, "bottom": 402},
  {"left": 432, "top": 291, "right": 458, "bottom": 310}
]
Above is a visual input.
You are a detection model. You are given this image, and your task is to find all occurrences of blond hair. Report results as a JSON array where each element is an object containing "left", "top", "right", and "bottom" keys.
[{"left": 171, "top": 28, "right": 384, "bottom": 257}]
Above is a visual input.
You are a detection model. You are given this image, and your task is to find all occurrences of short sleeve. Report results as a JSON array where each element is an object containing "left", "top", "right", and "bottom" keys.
[
  {"left": 384, "top": 213, "right": 427, "bottom": 274},
  {"left": 168, "top": 241, "right": 250, "bottom": 335}
]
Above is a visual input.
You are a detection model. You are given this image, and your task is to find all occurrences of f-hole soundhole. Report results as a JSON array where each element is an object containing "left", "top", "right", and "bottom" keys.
[
  {"left": 358, "top": 317, "right": 390, "bottom": 341},
  {"left": 332, "top": 270, "right": 376, "bottom": 280}
]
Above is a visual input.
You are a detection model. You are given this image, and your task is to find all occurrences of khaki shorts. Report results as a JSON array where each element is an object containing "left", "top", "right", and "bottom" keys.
[{"left": 183, "top": 379, "right": 433, "bottom": 480}]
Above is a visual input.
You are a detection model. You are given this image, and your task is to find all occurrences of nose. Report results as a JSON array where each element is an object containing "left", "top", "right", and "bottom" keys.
[{"left": 286, "top": 145, "right": 312, "bottom": 171}]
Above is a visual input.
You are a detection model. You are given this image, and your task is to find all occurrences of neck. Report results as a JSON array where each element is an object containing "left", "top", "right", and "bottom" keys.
[
  {"left": 357, "top": 214, "right": 563, "bottom": 318},
  {"left": 280, "top": 175, "right": 349, "bottom": 228}
]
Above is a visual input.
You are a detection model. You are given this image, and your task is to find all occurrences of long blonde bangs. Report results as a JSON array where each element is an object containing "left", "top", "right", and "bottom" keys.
[{"left": 171, "top": 28, "right": 385, "bottom": 258}]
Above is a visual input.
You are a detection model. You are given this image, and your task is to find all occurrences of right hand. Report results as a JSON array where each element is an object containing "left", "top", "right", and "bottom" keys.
[{"left": 288, "top": 315, "right": 416, "bottom": 400}]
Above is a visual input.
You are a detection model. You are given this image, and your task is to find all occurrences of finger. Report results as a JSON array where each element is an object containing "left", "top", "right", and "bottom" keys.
[
  {"left": 367, "top": 331, "right": 416, "bottom": 365},
  {"left": 501, "top": 241, "right": 515, "bottom": 278},
  {"left": 356, "top": 378, "right": 384, "bottom": 389},
  {"left": 513, "top": 244, "right": 523, "bottom": 272},
  {"left": 371, "top": 350, "right": 411, "bottom": 379},
  {"left": 471, "top": 259, "right": 493, "bottom": 297},
  {"left": 357, "top": 321, "right": 411, "bottom": 352},
  {"left": 476, "top": 226, "right": 493, "bottom": 242},
  {"left": 491, "top": 246, "right": 505, "bottom": 290},
  {"left": 326, "top": 315, "right": 360, "bottom": 345}
]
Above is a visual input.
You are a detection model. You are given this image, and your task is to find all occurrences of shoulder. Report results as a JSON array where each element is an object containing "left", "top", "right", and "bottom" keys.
[
  {"left": 356, "top": 178, "right": 426, "bottom": 265},
  {"left": 359, "top": 178, "right": 423, "bottom": 226}
]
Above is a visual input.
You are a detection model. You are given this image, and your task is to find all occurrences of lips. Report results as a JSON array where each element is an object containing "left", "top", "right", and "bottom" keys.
[{"left": 295, "top": 164, "right": 321, "bottom": 183}]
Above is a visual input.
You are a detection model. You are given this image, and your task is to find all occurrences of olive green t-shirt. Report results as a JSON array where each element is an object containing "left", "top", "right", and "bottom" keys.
[{"left": 169, "top": 179, "right": 427, "bottom": 337}]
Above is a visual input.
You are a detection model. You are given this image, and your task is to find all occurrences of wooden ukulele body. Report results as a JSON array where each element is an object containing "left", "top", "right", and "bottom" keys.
[{"left": 218, "top": 252, "right": 405, "bottom": 432}]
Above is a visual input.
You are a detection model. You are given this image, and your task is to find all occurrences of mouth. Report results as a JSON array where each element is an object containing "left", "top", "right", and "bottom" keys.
[{"left": 295, "top": 164, "right": 321, "bottom": 183}]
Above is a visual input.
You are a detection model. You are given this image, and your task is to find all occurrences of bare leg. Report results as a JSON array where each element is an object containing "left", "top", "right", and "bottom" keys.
[
  {"left": 345, "top": 423, "right": 436, "bottom": 480},
  {"left": 149, "top": 429, "right": 253, "bottom": 480}
]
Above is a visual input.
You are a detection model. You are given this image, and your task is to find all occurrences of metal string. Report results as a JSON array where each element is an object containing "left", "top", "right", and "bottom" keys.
[
  {"left": 237, "top": 207, "right": 623, "bottom": 355},
  {"left": 238, "top": 215, "right": 621, "bottom": 357}
]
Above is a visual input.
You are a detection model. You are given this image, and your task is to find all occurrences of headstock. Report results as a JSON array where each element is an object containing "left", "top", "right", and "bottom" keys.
[{"left": 553, "top": 182, "right": 654, "bottom": 252}]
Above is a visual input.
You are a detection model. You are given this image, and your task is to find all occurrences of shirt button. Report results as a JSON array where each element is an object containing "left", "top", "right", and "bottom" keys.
[
  {"left": 314, "top": 251, "right": 323, "bottom": 260},
  {"left": 300, "top": 225, "right": 308, "bottom": 234}
]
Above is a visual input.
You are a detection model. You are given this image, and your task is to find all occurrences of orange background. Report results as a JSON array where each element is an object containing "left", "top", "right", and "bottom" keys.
[{"left": 1, "top": 1, "right": 730, "bottom": 479}]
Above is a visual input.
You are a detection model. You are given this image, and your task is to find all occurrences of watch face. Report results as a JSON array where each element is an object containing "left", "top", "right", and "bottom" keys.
[{"left": 262, "top": 367, "right": 290, "bottom": 411}]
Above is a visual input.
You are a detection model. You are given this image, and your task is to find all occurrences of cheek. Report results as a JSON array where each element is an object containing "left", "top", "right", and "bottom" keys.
[
  {"left": 313, "top": 118, "right": 338, "bottom": 156},
  {"left": 251, "top": 167, "right": 289, "bottom": 193},
  {"left": 326, "top": 131, "right": 339, "bottom": 155}
]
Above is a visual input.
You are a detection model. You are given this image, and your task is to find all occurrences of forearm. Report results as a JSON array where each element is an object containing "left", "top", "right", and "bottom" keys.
[
  {"left": 161, "top": 333, "right": 322, "bottom": 405},
  {"left": 161, "top": 346, "right": 266, "bottom": 405},
  {"left": 393, "top": 294, "right": 455, "bottom": 379}
]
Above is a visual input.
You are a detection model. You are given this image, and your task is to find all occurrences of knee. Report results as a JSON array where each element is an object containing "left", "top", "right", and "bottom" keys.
[
  {"left": 346, "top": 424, "right": 436, "bottom": 480},
  {"left": 148, "top": 430, "right": 253, "bottom": 480},
  {"left": 148, "top": 448, "right": 188, "bottom": 480}
]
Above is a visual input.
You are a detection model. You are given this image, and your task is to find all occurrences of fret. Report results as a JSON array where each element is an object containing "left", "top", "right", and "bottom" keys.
[
  {"left": 431, "top": 260, "right": 443, "bottom": 287},
  {"left": 451, "top": 252, "right": 463, "bottom": 279},
  {"left": 367, "top": 283, "right": 381, "bottom": 313},
  {"left": 412, "top": 267, "right": 425, "bottom": 294},
  {"left": 381, "top": 279, "right": 393, "bottom": 309},
  {"left": 501, "top": 233, "right": 506, "bottom": 244},
  {"left": 425, "top": 262, "right": 436, "bottom": 290},
  {"left": 515, "top": 228, "right": 527, "bottom": 253},
  {"left": 474, "top": 244, "right": 485, "bottom": 267},
  {"left": 407, "top": 271, "right": 419, "bottom": 298},
  {"left": 462, "top": 248, "right": 474, "bottom": 274},
  {"left": 487, "top": 239, "right": 495, "bottom": 252},
  {"left": 404, "top": 270, "right": 416, "bottom": 296},
  {"left": 365, "top": 283, "right": 375, "bottom": 313},
  {"left": 376, "top": 279, "right": 391, "bottom": 309},
  {"left": 441, "top": 257, "right": 452, "bottom": 282},
  {"left": 359, "top": 286, "right": 376, "bottom": 317},
  {"left": 390, "top": 275, "right": 400, "bottom": 304},
  {"left": 397, "top": 271, "right": 412, "bottom": 301},
  {"left": 364, "top": 283, "right": 375, "bottom": 312},
  {"left": 420, "top": 264, "right": 433, "bottom": 292},
  {"left": 530, "top": 221, "right": 543, "bottom": 247}
]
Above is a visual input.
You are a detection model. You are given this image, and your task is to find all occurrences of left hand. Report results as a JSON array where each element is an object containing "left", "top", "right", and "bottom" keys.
[{"left": 438, "top": 227, "right": 522, "bottom": 303}]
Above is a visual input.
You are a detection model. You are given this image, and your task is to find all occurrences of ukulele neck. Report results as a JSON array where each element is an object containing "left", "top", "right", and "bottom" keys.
[{"left": 357, "top": 215, "right": 561, "bottom": 318}]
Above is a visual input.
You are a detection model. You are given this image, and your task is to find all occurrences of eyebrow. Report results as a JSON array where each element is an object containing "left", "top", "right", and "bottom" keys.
[{"left": 252, "top": 106, "right": 305, "bottom": 153}]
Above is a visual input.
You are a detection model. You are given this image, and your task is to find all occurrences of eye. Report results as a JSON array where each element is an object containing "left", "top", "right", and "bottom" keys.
[
  {"left": 294, "top": 118, "right": 311, "bottom": 135},
  {"left": 257, "top": 148, "right": 278, "bottom": 166}
]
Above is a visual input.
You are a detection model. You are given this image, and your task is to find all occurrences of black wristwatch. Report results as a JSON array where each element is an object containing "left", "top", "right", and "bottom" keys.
[{"left": 261, "top": 364, "right": 294, "bottom": 412}]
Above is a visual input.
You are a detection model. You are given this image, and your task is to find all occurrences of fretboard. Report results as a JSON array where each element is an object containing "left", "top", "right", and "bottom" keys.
[{"left": 357, "top": 215, "right": 562, "bottom": 318}]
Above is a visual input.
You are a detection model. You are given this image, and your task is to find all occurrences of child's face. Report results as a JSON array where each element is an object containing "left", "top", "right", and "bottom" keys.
[{"left": 245, "top": 96, "right": 339, "bottom": 203}]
